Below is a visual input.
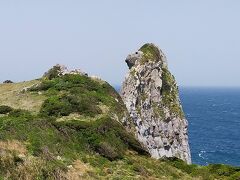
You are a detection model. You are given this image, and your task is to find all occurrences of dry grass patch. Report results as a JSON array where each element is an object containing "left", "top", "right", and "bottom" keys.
[
  {"left": 5, "top": 156, "right": 45, "bottom": 180},
  {"left": 65, "top": 160, "right": 94, "bottom": 180},
  {"left": 0, "top": 140, "right": 27, "bottom": 155},
  {"left": 0, "top": 80, "right": 46, "bottom": 113}
]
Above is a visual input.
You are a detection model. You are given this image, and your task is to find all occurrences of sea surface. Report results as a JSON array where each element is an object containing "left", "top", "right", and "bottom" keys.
[
  {"left": 180, "top": 87, "right": 240, "bottom": 166},
  {"left": 115, "top": 86, "right": 240, "bottom": 166}
]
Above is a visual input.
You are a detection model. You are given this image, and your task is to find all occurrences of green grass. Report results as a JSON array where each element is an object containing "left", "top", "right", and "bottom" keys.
[
  {"left": 0, "top": 73, "right": 239, "bottom": 179},
  {"left": 166, "top": 158, "right": 240, "bottom": 179},
  {"left": 0, "top": 107, "right": 148, "bottom": 179}
]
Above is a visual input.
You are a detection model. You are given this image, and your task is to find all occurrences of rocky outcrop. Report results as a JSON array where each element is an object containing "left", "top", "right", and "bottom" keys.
[
  {"left": 120, "top": 43, "right": 191, "bottom": 164},
  {"left": 43, "top": 64, "right": 88, "bottom": 79}
]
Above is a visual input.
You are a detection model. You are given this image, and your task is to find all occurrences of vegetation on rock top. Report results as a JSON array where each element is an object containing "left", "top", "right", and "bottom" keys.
[{"left": 139, "top": 43, "right": 160, "bottom": 64}]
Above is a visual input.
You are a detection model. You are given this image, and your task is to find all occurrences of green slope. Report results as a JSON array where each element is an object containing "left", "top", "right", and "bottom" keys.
[{"left": 0, "top": 72, "right": 239, "bottom": 179}]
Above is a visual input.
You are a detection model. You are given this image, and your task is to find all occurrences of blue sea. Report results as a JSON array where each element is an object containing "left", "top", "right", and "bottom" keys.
[
  {"left": 180, "top": 88, "right": 240, "bottom": 166},
  {"left": 115, "top": 86, "right": 240, "bottom": 166}
]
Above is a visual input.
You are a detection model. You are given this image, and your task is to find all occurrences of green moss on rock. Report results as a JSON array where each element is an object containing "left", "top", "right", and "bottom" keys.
[
  {"left": 139, "top": 43, "right": 160, "bottom": 63},
  {"left": 130, "top": 68, "right": 136, "bottom": 76},
  {"left": 152, "top": 102, "right": 166, "bottom": 120},
  {"left": 161, "top": 68, "right": 185, "bottom": 119}
]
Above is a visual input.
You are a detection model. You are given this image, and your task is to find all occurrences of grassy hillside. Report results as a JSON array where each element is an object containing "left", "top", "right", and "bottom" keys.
[
  {"left": 0, "top": 80, "right": 46, "bottom": 113},
  {"left": 0, "top": 73, "right": 239, "bottom": 179}
]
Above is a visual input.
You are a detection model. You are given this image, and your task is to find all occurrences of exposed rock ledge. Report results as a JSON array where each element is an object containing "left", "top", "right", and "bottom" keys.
[
  {"left": 120, "top": 43, "right": 191, "bottom": 164},
  {"left": 43, "top": 64, "right": 88, "bottom": 79}
]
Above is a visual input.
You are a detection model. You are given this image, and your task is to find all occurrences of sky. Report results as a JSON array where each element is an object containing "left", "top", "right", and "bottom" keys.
[{"left": 0, "top": 0, "right": 240, "bottom": 87}]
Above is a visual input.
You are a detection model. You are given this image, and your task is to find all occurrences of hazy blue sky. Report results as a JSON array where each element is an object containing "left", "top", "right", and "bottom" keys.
[{"left": 0, "top": 0, "right": 240, "bottom": 87}]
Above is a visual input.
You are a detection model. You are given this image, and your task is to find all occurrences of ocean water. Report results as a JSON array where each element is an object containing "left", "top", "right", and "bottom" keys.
[
  {"left": 180, "top": 88, "right": 240, "bottom": 166},
  {"left": 115, "top": 86, "right": 240, "bottom": 166}
]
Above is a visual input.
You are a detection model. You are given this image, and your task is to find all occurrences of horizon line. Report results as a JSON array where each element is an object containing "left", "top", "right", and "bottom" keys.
[{"left": 112, "top": 84, "right": 240, "bottom": 89}]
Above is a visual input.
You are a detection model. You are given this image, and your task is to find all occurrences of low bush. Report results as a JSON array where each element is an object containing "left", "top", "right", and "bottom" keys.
[
  {"left": 40, "top": 96, "right": 72, "bottom": 117},
  {"left": 0, "top": 105, "right": 13, "bottom": 114},
  {"left": 207, "top": 164, "right": 240, "bottom": 176},
  {"left": 40, "top": 94, "right": 102, "bottom": 117},
  {"left": 8, "top": 109, "right": 32, "bottom": 118},
  {"left": 166, "top": 157, "right": 240, "bottom": 179},
  {"left": 3, "top": 80, "right": 13, "bottom": 83},
  {"left": 55, "top": 116, "right": 147, "bottom": 160},
  {"left": 97, "top": 142, "right": 120, "bottom": 160},
  {"left": 43, "top": 65, "right": 62, "bottom": 80},
  {"left": 165, "top": 157, "right": 198, "bottom": 174}
]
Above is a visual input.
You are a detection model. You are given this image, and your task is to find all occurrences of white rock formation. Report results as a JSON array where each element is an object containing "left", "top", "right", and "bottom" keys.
[
  {"left": 120, "top": 43, "right": 191, "bottom": 164},
  {"left": 43, "top": 64, "right": 88, "bottom": 79}
]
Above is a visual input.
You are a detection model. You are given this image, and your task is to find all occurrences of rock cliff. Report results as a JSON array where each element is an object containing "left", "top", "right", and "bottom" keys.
[{"left": 121, "top": 43, "right": 191, "bottom": 164}]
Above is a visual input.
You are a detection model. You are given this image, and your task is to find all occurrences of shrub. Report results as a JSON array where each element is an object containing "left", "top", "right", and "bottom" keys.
[
  {"left": 28, "top": 80, "right": 57, "bottom": 92},
  {"left": 8, "top": 109, "right": 32, "bottom": 118},
  {"left": 56, "top": 116, "right": 148, "bottom": 161},
  {"left": 132, "top": 164, "right": 149, "bottom": 176},
  {"left": 166, "top": 157, "right": 240, "bottom": 178},
  {"left": 0, "top": 106, "right": 13, "bottom": 114},
  {"left": 3, "top": 80, "right": 13, "bottom": 84},
  {"left": 207, "top": 164, "right": 240, "bottom": 176},
  {"left": 97, "top": 142, "right": 120, "bottom": 160},
  {"left": 40, "top": 96, "right": 72, "bottom": 117},
  {"left": 41, "top": 94, "right": 102, "bottom": 117},
  {"left": 43, "top": 65, "right": 62, "bottom": 80},
  {"left": 166, "top": 157, "right": 198, "bottom": 174}
]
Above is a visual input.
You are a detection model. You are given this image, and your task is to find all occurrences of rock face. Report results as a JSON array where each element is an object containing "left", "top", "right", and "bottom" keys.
[
  {"left": 120, "top": 43, "right": 191, "bottom": 164},
  {"left": 43, "top": 64, "right": 88, "bottom": 79}
]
